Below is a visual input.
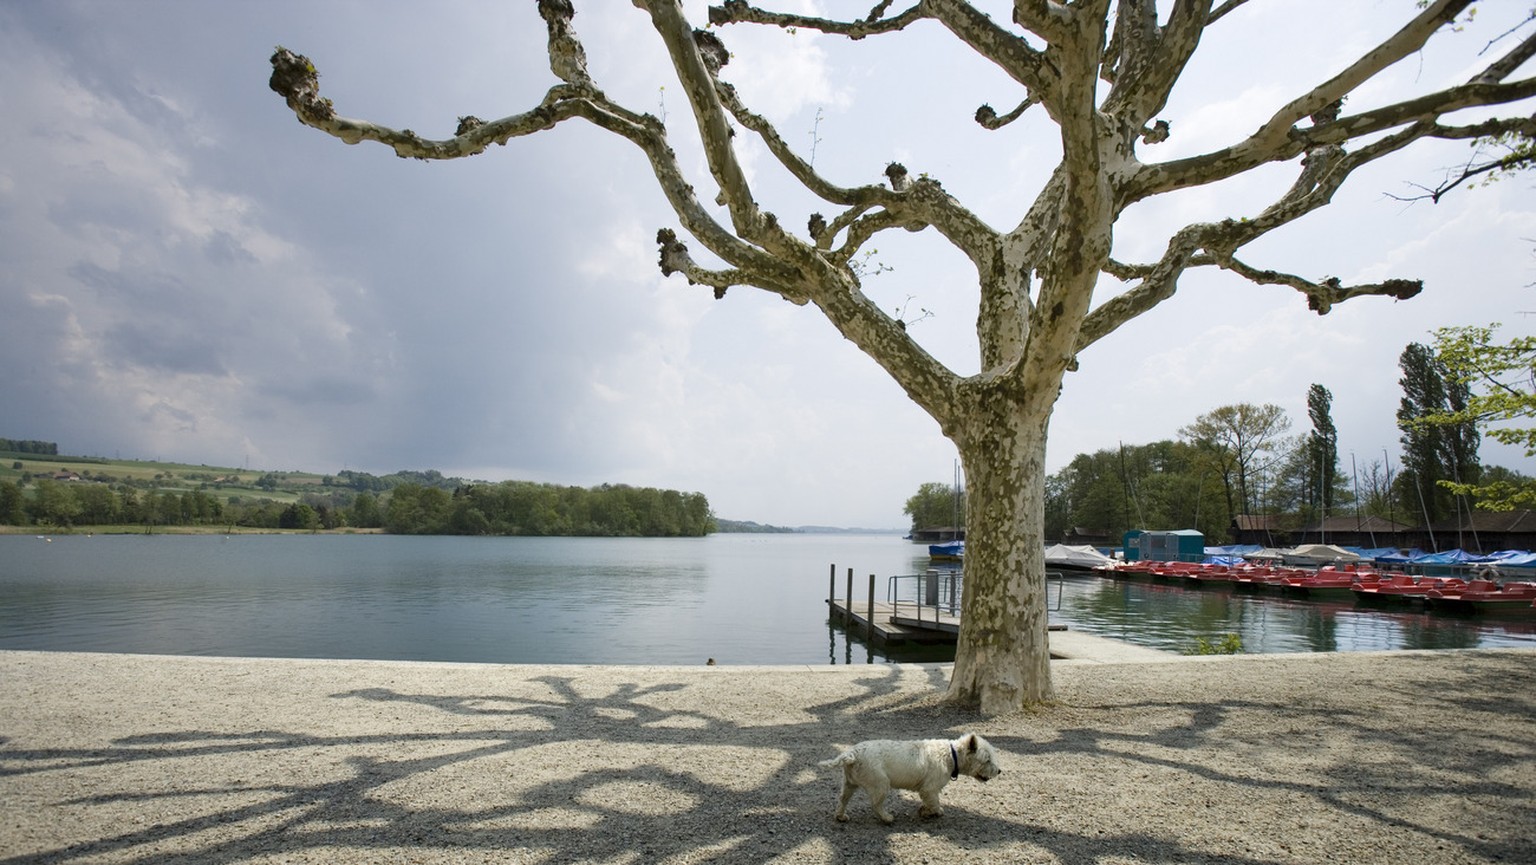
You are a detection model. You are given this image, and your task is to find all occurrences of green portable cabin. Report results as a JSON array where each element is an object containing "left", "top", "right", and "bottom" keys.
[{"left": 1135, "top": 529, "right": 1204, "bottom": 563}]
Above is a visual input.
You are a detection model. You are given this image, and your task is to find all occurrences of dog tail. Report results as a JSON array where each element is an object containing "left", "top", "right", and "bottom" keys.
[{"left": 817, "top": 750, "right": 855, "bottom": 769}]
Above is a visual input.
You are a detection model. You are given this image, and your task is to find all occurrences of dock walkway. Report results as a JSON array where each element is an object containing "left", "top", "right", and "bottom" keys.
[{"left": 827, "top": 596, "right": 1179, "bottom": 663}]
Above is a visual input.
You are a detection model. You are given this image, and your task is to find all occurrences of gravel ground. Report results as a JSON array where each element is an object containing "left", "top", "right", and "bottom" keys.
[{"left": 1, "top": 649, "right": 1532, "bottom": 864}]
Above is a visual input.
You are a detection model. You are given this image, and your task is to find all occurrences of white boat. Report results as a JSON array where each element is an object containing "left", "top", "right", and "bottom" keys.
[{"left": 1044, "top": 543, "right": 1117, "bottom": 573}]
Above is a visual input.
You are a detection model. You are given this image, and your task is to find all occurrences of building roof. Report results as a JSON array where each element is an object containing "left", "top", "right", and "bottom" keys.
[
  {"left": 1426, "top": 509, "right": 1536, "bottom": 534},
  {"left": 1299, "top": 515, "right": 1414, "bottom": 533}
]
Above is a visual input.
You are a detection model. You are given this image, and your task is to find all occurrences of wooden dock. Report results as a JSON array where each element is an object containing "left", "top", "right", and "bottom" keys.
[
  {"left": 827, "top": 596, "right": 1178, "bottom": 662},
  {"left": 826, "top": 597, "right": 960, "bottom": 645},
  {"left": 827, "top": 596, "right": 1068, "bottom": 646}
]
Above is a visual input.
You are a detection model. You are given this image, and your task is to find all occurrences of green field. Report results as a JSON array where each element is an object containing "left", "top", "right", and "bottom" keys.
[{"left": 0, "top": 452, "right": 325, "bottom": 507}]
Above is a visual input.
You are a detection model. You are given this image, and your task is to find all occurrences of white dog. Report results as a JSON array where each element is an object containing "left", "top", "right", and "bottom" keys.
[{"left": 818, "top": 732, "right": 1002, "bottom": 823}]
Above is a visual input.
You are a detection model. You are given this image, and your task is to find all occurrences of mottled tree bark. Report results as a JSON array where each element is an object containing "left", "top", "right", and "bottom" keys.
[{"left": 948, "top": 391, "right": 1056, "bottom": 711}]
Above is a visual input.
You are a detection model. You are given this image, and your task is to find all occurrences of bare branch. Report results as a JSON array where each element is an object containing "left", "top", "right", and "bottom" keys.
[
  {"left": 1389, "top": 133, "right": 1536, "bottom": 204},
  {"left": 637, "top": 2, "right": 766, "bottom": 244},
  {"left": 1207, "top": 0, "right": 1253, "bottom": 26},
  {"left": 1010, "top": 1, "right": 1075, "bottom": 44},
  {"left": 1079, "top": 225, "right": 1206, "bottom": 352},
  {"left": 269, "top": 46, "right": 589, "bottom": 157},
  {"left": 1084, "top": 225, "right": 1423, "bottom": 355},
  {"left": 711, "top": 60, "right": 998, "bottom": 273},
  {"left": 1249, "top": 0, "right": 1475, "bottom": 149},
  {"left": 270, "top": 28, "right": 808, "bottom": 299},
  {"left": 1477, "top": 10, "right": 1536, "bottom": 70},
  {"left": 1128, "top": 75, "right": 1536, "bottom": 202},
  {"left": 1101, "top": 0, "right": 1210, "bottom": 121},
  {"left": 1474, "top": 30, "right": 1536, "bottom": 84},
  {"left": 926, "top": 0, "right": 1059, "bottom": 101},
  {"left": 707, "top": 0, "right": 925, "bottom": 39},
  {"left": 537, "top": 0, "right": 593, "bottom": 88},
  {"left": 1214, "top": 257, "right": 1422, "bottom": 315},
  {"left": 710, "top": 78, "right": 866, "bottom": 207},
  {"left": 654, "top": 229, "right": 807, "bottom": 303},
  {"left": 974, "top": 97, "right": 1039, "bottom": 130},
  {"left": 1084, "top": 119, "right": 1436, "bottom": 347}
]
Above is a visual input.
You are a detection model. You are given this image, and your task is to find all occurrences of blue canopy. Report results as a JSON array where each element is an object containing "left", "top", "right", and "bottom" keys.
[
  {"left": 1477, "top": 550, "right": 1536, "bottom": 567},
  {"left": 1409, "top": 549, "right": 1478, "bottom": 565},
  {"left": 1373, "top": 549, "right": 1426, "bottom": 564},
  {"left": 1347, "top": 547, "right": 1401, "bottom": 561}
]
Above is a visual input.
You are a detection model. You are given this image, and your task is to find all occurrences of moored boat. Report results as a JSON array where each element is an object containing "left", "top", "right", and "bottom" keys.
[
  {"left": 1281, "top": 573, "right": 1363, "bottom": 599},
  {"left": 1043, "top": 543, "right": 1118, "bottom": 575},
  {"left": 1425, "top": 580, "right": 1536, "bottom": 615},
  {"left": 1232, "top": 566, "right": 1307, "bottom": 591},
  {"left": 1354, "top": 575, "right": 1467, "bottom": 604},
  {"left": 1181, "top": 565, "right": 1236, "bottom": 588},
  {"left": 1352, "top": 574, "right": 1420, "bottom": 604},
  {"left": 928, "top": 540, "right": 964, "bottom": 562}
]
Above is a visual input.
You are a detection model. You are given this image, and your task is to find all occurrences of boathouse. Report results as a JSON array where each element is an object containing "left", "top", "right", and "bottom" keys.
[
  {"left": 1411, "top": 509, "right": 1536, "bottom": 554},
  {"left": 1292, "top": 515, "right": 1413, "bottom": 548}
]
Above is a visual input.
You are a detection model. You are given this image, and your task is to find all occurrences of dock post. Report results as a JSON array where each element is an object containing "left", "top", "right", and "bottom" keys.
[
  {"left": 845, "top": 568, "right": 853, "bottom": 622},
  {"left": 828, "top": 563, "right": 835, "bottom": 607},
  {"left": 867, "top": 573, "right": 877, "bottom": 640}
]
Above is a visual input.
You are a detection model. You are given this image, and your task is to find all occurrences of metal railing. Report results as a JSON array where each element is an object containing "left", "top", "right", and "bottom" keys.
[{"left": 885, "top": 567, "right": 1066, "bottom": 629}]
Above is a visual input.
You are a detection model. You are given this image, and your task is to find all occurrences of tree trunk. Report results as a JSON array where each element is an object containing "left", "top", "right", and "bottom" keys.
[{"left": 945, "top": 394, "right": 1054, "bottom": 713}]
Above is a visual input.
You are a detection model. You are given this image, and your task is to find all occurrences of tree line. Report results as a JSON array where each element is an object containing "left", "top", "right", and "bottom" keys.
[
  {"left": 905, "top": 329, "right": 1533, "bottom": 543},
  {"left": 1, "top": 474, "right": 714, "bottom": 538},
  {"left": 0, "top": 439, "right": 58, "bottom": 455},
  {"left": 0, "top": 480, "right": 234, "bottom": 529},
  {"left": 383, "top": 481, "right": 714, "bottom": 537}
]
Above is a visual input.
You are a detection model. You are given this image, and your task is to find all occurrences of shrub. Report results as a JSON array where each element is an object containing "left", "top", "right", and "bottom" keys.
[{"left": 1187, "top": 633, "right": 1243, "bottom": 655}]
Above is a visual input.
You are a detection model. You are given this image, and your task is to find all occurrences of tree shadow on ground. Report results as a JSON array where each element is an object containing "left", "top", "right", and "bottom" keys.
[
  {"left": 1, "top": 652, "right": 1532, "bottom": 864},
  {"left": 984, "top": 650, "right": 1536, "bottom": 864}
]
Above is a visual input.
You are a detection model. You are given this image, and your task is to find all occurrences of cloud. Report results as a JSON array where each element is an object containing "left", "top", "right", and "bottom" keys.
[{"left": 1, "top": 1, "right": 1532, "bottom": 529}]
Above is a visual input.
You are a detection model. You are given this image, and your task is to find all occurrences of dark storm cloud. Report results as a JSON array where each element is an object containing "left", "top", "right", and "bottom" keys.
[
  {"left": 255, "top": 376, "right": 377, "bottom": 408},
  {"left": 100, "top": 322, "right": 229, "bottom": 377},
  {"left": 68, "top": 262, "right": 203, "bottom": 310}
]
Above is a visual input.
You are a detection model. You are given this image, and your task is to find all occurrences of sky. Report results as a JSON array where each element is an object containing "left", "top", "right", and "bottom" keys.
[{"left": 2, "top": 1, "right": 1533, "bottom": 529}]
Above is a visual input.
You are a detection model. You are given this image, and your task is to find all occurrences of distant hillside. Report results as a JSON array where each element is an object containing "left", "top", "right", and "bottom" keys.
[
  {"left": 4, "top": 440, "right": 894, "bottom": 537},
  {"left": 1, "top": 446, "right": 709, "bottom": 536},
  {"left": 714, "top": 518, "right": 797, "bottom": 534},
  {"left": 713, "top": 520, "right": 906, "bottom": 535}
]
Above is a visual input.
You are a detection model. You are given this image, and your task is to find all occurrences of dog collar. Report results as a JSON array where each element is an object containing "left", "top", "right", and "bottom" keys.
[{"left": 949, "top": 744, "right": 960, "bottom": 779}]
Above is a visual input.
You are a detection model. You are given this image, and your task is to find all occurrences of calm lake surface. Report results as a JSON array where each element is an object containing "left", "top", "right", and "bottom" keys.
[{"left": 1, "top": 533, "right": 1532, "bottom": 664}]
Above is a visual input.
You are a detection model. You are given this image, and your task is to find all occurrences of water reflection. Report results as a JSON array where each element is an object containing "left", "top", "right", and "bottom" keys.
[
  {"left": 830, "top": 573, "right": 1536, "bottom": 661},
  {"left": 4, "top": 534, "right": 1533, "bottom": 665},
  {"left": 1049, "top": 576, "right": 1536, "bottom": 655}
]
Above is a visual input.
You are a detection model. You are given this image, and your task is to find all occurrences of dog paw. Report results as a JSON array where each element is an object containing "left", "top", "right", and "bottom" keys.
[{"left": 833, "top": 813, "right": 849, "bottom": 823}]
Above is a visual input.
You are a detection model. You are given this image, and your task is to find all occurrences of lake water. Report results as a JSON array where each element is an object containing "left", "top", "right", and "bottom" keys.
[{"left": 1, "top": 533, "right": 1532, "bottom": 665}]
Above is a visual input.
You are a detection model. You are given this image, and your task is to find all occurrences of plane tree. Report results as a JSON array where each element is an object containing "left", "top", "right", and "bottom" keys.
[{"left": 270, "top": 1, "right": 1536, "bottom": 713}]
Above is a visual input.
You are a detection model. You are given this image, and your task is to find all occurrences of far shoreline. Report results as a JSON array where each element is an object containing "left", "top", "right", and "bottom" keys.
[{"left": 0, "top": 524, "right": 386, "bottom": 536}]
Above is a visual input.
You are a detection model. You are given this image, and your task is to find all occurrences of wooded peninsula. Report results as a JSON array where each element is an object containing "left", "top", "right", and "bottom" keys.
[{"left": 0, "top": 443, "right": 716, "bottom": 537}]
